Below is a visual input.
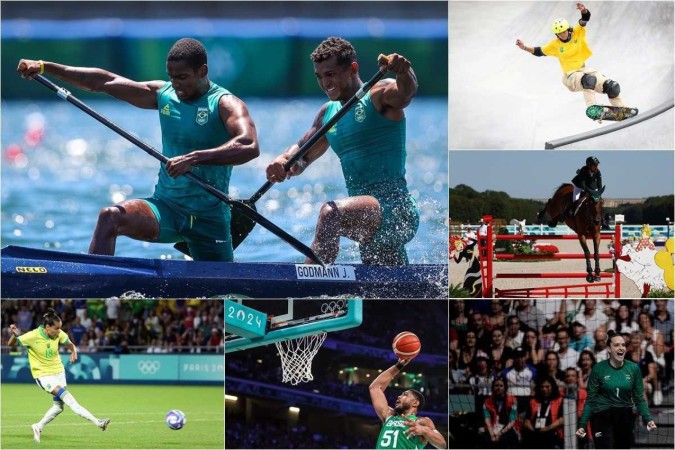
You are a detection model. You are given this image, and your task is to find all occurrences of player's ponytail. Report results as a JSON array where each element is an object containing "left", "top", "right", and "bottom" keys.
[
  {"left": 43, "top": 308, "right": 61, "bottom": 327},
  {"left": 606, "top": 328, "right": 622, "bottom": 346}
]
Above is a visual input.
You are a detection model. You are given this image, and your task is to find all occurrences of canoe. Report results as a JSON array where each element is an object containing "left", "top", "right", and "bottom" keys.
[{"left": 0, "top": 245, "right": 448, "bottom": 299}]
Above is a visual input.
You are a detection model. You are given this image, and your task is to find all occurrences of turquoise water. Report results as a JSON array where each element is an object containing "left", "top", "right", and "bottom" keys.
[{"left": 2, "top": 97, "right": 448, "bottom": 264}]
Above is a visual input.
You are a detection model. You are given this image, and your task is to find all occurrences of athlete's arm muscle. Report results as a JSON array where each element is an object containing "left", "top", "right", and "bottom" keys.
[{"left": 369, "top": 363, "right": 403, "bottom": 422}]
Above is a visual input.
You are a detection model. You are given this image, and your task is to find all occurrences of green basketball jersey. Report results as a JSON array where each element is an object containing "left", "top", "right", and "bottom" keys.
[
  {"left": 376, "top": 414, "right": 426, "bottom": 449},
  {"left": 579, "top": 359, "right": 652, "bottom": 428},
  {"left": 155, "top": 82, "right": 233, "bottom": 217},
  {"left": 323, "top": 91, "right": 408, "bottom": 196}
]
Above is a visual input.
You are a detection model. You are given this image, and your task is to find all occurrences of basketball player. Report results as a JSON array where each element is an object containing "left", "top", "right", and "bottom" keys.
[{"left": 369, "top": 359, "right": 446, "bottom": 449}]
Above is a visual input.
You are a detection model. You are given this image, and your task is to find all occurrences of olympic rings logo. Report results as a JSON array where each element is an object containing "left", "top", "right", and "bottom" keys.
[{"left": 137, "top": 360, "right": 161, "bottom": 375}]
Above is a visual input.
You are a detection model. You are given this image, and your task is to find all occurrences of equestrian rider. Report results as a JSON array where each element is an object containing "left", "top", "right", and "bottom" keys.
[{"left": 563, "top": 156, "right": 603, "bottom": 223}]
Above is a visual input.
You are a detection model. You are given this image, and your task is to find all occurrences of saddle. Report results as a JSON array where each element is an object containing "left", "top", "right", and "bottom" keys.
[
  {"left": 570, "top": 185, "right": 604, "bottom": 211},
  {"left": 569, "top": 191, "right": 604, "bottom": 224}
]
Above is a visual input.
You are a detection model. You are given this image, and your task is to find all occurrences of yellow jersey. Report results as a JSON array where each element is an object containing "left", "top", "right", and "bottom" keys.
[
  {"left": 542, "top": 24, "right": 593, "bottom": 73},
  {"left": 17, "top": 326, "right": 69, "bottom": 378}
]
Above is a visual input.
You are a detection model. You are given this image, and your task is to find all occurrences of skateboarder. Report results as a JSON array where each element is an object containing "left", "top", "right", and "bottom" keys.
[{"left": 515, "top": 3, "right": 629, "bottom": 118}]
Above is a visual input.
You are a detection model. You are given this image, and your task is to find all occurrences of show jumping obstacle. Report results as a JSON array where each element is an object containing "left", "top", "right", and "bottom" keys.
[{"left": 478, "top": 220, "right": 622, "bottom": 298}]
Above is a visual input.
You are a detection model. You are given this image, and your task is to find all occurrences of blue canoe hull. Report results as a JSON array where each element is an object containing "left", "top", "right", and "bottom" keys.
[{"left": 1, "top": 246, "right": 448, "bottom": 299}]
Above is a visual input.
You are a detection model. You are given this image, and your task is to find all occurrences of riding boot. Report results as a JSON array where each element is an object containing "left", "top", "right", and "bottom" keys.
[{"left": 559, "top": 202, "right": 574, "bottom": 221}]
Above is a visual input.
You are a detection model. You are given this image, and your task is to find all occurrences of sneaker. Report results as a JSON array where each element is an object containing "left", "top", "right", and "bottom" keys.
[
  {"left": 31, "top": 424, "right": 41, "bottom": 443},
  {"left": 654, "top": 389, "right": 663, "bottom": 406},
  {"left": 98, "top": 418, "right": 110, "bottom": 431}
]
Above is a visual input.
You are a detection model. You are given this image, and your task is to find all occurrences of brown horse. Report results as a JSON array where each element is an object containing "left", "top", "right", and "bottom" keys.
[{"left": 537, "top": 183, "right": 604, "bottom": 283}]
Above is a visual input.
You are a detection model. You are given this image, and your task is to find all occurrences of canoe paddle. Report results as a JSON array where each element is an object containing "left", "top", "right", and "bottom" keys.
[
  {"left": 228, "top": 54, "right": 391, "bottom": 249},
  {"left": 32, "top": 74, "right": 324, "bottom": 266}
]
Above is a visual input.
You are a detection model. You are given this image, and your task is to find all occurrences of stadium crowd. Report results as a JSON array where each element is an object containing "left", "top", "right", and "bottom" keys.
[
  {"left": 226, "top": 418, "right": 373, "bottom": 449},
  {"left": 2, "top": 299, "right": 224, "bottom": 353},
  {"left": 449, "top": 299, "right": 674, "bottom": 449}
]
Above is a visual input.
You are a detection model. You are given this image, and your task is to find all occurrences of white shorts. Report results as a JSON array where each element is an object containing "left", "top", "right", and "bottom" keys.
[{"left": 36, "top": 372, "right": 67, "bottom": 394}]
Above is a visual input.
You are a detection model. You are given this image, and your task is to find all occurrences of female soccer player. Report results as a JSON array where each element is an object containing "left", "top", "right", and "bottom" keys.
[
  {"left": 576, "top": 329, "right": 657, "bottom": 448},
  {"left": 8, "top": 309, "right": 110, "bottom": 443}
]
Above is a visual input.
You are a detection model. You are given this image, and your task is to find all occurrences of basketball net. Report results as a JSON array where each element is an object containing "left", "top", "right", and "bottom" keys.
[
  {"left": 274, "top": 300, "right": 346, "bottom": 385},
  {"left": 275, "top": 333, "right": 327, "bottom": 385}
]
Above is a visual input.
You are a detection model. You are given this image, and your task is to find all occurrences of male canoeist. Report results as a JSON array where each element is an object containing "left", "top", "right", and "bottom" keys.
[
  {"left": 17, "top": 38, "right": 259, "bottom": 261},
  {"left": 265, "top": 37, "right": 419, "bottom": 266}
]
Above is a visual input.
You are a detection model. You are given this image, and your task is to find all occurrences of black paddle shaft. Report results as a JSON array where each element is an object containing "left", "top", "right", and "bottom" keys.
[
  {"left": 248, "top": 62, "right": 389, "bottom": 204},
  {"left": 32, "top": 74, "right": 324, "bottom": 265},
  {"left": 228, "top": 56, "right": 390, "bottom": 250}
]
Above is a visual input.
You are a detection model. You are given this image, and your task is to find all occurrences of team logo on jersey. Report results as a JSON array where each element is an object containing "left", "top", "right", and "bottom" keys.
[
  {"left": 625, "top": 374, "right": 632, "bottom": 381},
  {"left": 161, "top": 104, "right": 171, "bottom": 116},
  {"left": 560, "top": 47, "right": 565, "bottom": 53},
  {"left": 196, "top": 107, "right": 209, "bottom": 125},
  {"left": 604, "top": 375, "right": 611, "bottom": 380},
  {"left": 354, "top": 102, "right": 366, "bottom": 123}
]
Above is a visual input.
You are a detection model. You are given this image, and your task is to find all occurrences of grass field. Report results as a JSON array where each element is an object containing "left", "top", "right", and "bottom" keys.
[{"left": 1, "top": 384, "right": 223, "bottom": 449}]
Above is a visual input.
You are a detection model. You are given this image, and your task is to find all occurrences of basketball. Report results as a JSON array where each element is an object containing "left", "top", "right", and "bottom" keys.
[{"left": 392, "top": 331, "right": 421, "bottom": 359}]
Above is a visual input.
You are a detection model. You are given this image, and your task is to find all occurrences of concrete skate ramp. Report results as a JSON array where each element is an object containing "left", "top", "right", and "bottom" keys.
[{"left": 449, "top": 1, "right": 674, "bottom": 149}]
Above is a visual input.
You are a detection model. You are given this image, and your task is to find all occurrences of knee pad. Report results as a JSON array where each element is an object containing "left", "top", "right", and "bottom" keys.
[
  {"left": 581, "top": 74, "right": 597, "bottom": 90},
  {"left": 602, "top": 79, "right": 621, "bottom": 98}
]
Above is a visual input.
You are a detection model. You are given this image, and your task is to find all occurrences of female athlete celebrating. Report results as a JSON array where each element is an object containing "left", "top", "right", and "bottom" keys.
[{"left": 576, "top": 329, "right": 657, "bottom": 448}]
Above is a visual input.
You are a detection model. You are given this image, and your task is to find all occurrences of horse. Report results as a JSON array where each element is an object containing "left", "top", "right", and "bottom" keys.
[{"left": 536, "top": 183, "right": 605, "bottom": 283}]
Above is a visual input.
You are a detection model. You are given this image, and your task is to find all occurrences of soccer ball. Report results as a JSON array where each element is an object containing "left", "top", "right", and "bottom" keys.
[{"left": 165, "top": 410, "right": 186, "bottom": 430}]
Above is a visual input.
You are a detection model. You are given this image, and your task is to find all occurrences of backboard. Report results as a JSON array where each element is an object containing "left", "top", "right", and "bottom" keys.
[{"left": 224, "top": 298, "right": 362, "bottom": 353}]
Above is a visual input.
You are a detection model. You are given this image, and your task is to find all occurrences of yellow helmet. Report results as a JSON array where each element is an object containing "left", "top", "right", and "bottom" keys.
[{"left": 552, "top": 18, "right": 570, "bottom": 34}]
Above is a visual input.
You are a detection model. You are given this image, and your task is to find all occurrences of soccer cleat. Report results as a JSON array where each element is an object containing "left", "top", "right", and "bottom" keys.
[
  {"left": 98, "top": 418, "right": 110, "bottom": 431},
  {"left": 31, "top": 423, "right": 41, "bottom": 443}
]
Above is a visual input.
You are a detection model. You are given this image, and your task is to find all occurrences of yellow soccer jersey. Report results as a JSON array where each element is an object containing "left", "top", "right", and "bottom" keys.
[
  {"left": 542, "top": 23, "right": 593, "bottom": 73},
  {"left": 17, "top": 326, "right": 69, "bottom": 378}
]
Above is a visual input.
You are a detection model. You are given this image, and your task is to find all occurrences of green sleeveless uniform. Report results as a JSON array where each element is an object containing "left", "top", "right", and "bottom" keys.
[
  {"left": 323, "top": 90, "right": 419, "bottom": 265},
  {"left": 144, "top": 81, "right": 234, "bottom": 261},
  {"left": 376, "top": 414, "right": 426, "bottom": 449},
  {"left": 578, "top": 359, "right": 653, "bottom": 429}
]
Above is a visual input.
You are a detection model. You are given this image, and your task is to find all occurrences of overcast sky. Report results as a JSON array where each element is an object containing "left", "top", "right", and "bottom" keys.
[{"left": 449, "top": 151, "right": 674, "bottom": 199}]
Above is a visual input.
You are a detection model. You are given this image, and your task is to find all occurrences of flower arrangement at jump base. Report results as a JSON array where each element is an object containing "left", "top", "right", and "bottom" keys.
[
  {"left": 507, "top": 239, "right": 559, "bottom": 256},
  {"left": 531, "top": 243, "right": 560, "bottom": 254}
]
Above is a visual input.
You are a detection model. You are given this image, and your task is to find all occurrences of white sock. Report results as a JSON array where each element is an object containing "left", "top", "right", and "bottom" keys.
[
  {"left": 37, "top": 402, "right": 64, "bottom": 430},
  {"left": 61, "top": 391, "right": 99, "bottom": 425}
]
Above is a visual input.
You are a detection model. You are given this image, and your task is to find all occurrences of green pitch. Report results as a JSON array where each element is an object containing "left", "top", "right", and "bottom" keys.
[{"left": 1, "top": 384, "right": 223, "bottom": 449}]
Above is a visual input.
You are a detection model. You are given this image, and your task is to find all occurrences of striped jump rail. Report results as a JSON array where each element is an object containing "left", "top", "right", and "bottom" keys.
[
  {"left": 496, "top": 282, "right": 614, "bottom": 299},
  {"left": 478, "top": 220, "right": 622, "bottom": 298},
  {"left": 494, "top": 253, "right": 612, "bottom": 260}
]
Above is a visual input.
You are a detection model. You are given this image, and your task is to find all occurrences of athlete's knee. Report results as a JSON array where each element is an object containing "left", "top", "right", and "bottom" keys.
[
  {"left": 51, "top": 399, "right": 65, "bottom": 412},
  {"left": 54, "top": 387, "right": 68, "bottom": 400},
  {"left": 317, "top": 201, "right": 340, "bottom": 225},
  {"left": 581, "top": 73, "right": 597, "bottom": 90},
  {"left": 96, "top": 206, "right": 125, "bottom": 230},
  {"left": 602, "top": 79, "right": 621, "bottom": 98}
]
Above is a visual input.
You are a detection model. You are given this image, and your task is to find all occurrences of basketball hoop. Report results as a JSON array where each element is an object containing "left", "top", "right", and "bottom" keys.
[
  {"left": 275, "top": 333, "right": 327, "bottom": 385},
  {"left": 274, "top": 300, "right": 346, "bottom": 385}
]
